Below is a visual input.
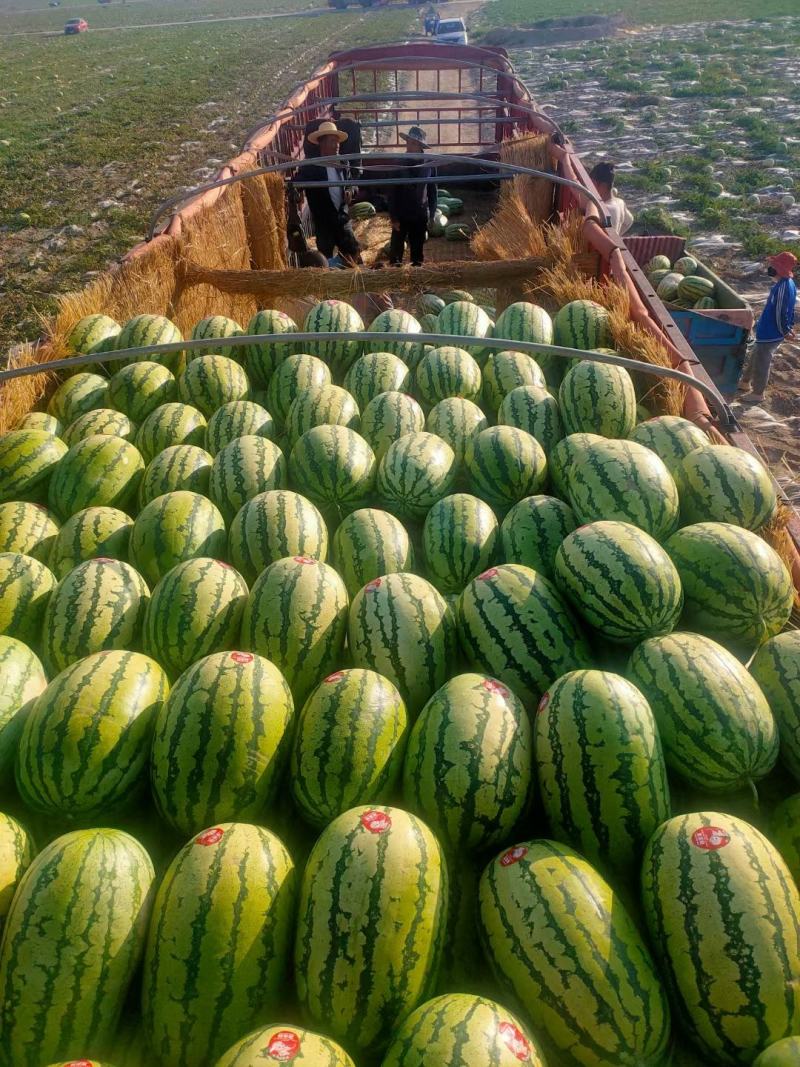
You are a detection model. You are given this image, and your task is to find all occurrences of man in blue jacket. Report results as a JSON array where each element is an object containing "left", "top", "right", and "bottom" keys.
[{"left": 740, "top": 250, "right": 797, "bottom": 404}]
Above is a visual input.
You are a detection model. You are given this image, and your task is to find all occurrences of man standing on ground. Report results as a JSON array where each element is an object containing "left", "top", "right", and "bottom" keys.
[
  {"left": 296, "top": 120, "right": 362, "bottom": 266},
  {"left": 739, "top": 250, "right": 797, "bottom": 405},
  {"left": 388, "top": 126, "right": 438, "bottom": 268}
]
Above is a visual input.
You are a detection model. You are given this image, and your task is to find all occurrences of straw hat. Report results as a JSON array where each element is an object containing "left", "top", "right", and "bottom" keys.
[
  {"left": 308, "top": 121, "right": 347, "bottom": 145},
  {"left": 399, "top": 125, "right": 429, "bottom": 148}
]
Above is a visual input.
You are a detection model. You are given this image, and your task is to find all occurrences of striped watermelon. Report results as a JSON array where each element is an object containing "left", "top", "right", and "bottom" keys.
[
  {"left": 285, "top": 383, "right": 360, "bottom": 448},
  {"left": 439, "top": 288, "right": 473, "bottom": 304},
  {"left": 674, "top": 256, "right": 699, "bottom": 276},
  {"left": 244, "top": 308, "right": 299, "bottom": 386},
  {"left": 464, "top": 427, "right": 546, "bottom": 512},
  {"left": 205, "top": 400, "right": 274, "bottom": 455},
  {"left": 403, "top": 673, "right": 531, "bottom": 851},
  {"left": 381, "top": 993, "right": 545, "bottom": 1067},
  {"left": 566, "top": 439, "right": 680, "bottom": 540},
  {"left": 209, "top": 435, "right": 287, "bottom": 524},
  {"left": 0, "top": 636, "right": 47, "bottom": 772},
  {"left": 135, "top": 402, "right": 207, "bottom": 463},
  {"left": 228, "top": 489, "right": 328, "bottom": 584},
  {"left": 377, "top": 431, "right": 456, "bottom": 520},
  {"left": 754, "top": 1038, "right": 800, "bottom": 1066},
  {"left": 0, "top": 828, "right": 154, "bottom": 1067},
  {"left": 770, "top": 793, "right": 800, "bottom": 885},
  {"left": 304, "top": 300, "right": 365, "bottom": 380},
  {"left": 47, "top": 373, "right": 109, "bottom": 426},
  {"left": 414, "top": 346, "right": 482, "bottom": 405},
  {"left": 553, "top": 299, "right": 612, "bottom": 351},
  {"left": 294, "top": 805, "right": 447, "bottom": 1055},
  {"left": 108, "top": 361, "right": 176, "bottom": 423},
  {"left": 150, "top": 650, "right": 294, "bottom": 835},
  {"left": 482, "top": 350, "right": 546, "bottom": 414},
  {"left": 290, "top": 668, "right": 408, "bottom": 828},
  {"left": 241, "top": 555, "right": 348, "bottom": 706},
  {"left": 138, "top": 444, "right": 212, "bottom": 506},
  {"left": 418, "top": 293, "right": 446, "bottom": 317},
  {"left": 349, "top": 572, "right": 457, "bottom": 715},
  {"left": 66, "top": 313, "right": 120, "bottom": 356},
  {"left": 628, "top": 632, "right": 779, "bottom": 791},
  {"left": 17, "top": 412, "right": 62, "bottom": 435},
  {"left": 436, "top": 302, "right": 492, "bottom": 366},
  {"left": 48, "top": 435, "right": 144, "bottom": 519},
  {"left": 751, "top": 633, "right": 800, "bottom": 783},
  {"left": 63, "top": 408, "right": 136, "bottom": 447},
  {"left": 332, "top": 507, "right": 414, "bottom": 597},
  {"left": 49, "top": 506, "right": 133, "bottom": 578},
  {"left": 177, "top": 355, "right": 250, "bottom": 417},
  {"left": 493, "top": 301, "right": 558, "bottom": 387},
  {"left": 16, "top": 650, "right": 168, "bottom": 817},
  {"left": 499, "top": 495, "right": 577, "bottom": 578},
  {"left": 559, "top": 359, "right": 637, "bottom": 438},
  {"left": 265, "top": 354, "right": 332, "bottom": 427},
  {"left": 419, "top": 312, "right": 440, "bottom": 333},
  {"left": 0, "top": 552, "right": 55, "bottom": 647},
  {"left": 437, "top": 855, "right": 482, "bottom": 997},
  {"left": 422, "top": 493, "right": 499, "bottom": 594},
  {"left": 130, "top": 490, "right": 226, "bottom": 588},
  {"left": 549, "top": 431, "right": 603, "bottom": 499},
  {"left": 646, "top": 255, "right": 672, "bottom": 274},
  {"left": 0, "top": 430, "right": 68, "bottom": 504},
  {"left": 497, "top": 384, "right": 563, "bottom": 454},
  {"left": 628, "top": 415, "right": 709, "bottom": 477},
  {"left": 678, "top": 275, "right": 715, "bottom": 302},
  {"left": 344, "top": 352, "right": 410, "bottom": 410},
  {"left": 676, "top": 445, "right": 777, "bottom": 530},
  {"left": 289, "top": 425, "right": 376, "bottom": 517},
  {"left": 115, "top": 314, "right": 185, "bottom": 374},
  {"left": 188, "top": 314, "right": 244, "bottom": 361},
  {"left": 647, "top": 268, "right": 672, "bottom": 288},
  {"left": 367, "top": 309, "right": 424, "bottom": 371},
  {"left": 142, "top": 822, "right": 296, "bottom": 1067},
  {"left": 0, "top": 813, "right": 34, "bottom": 927},
  {"left": 216, "top": 1025, "right": 355, "bottom": 1067},
  {"left": 695, "top": 296, "right": 718, "bottom": 310},
  {"left": 667, "top": 522, "right": 793, "bottom": 648},
  {"left": 555, "top": 521, "right": 683, "bottom": 643},
  {"left": 0, "top": 501, "right": 59, "bottom": 562},
  {"left": 41, "top": 557, "right": 150, "bottom": 674},
  {"left": 642, "top": 812, "right": 800, "bottom": 1063},
  {"left": 143, "top": 557, "right": 248, "bottom": 679},
  {"left": 479, "top": 839, "right": 670, "bottom": 1067},
  {"left": 360, "top": 390, "right": 426, "bottom": 462},
  {"left": 657, "top": 272, "right": 683, "bottom": 302},
  {"left": 535, "top": 669, "right": 670, "bottom": 882},
  {"left": 457, "top": 563, "right": 590, "bottom": 709},
  {"left": 425, "top": 396, "right": 488, "bottom": 465}
]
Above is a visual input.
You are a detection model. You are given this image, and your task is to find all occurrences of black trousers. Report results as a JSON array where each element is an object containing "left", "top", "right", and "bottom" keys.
[
  {"left": 389, "top": 216, "right": 427, "bottom": 266},
  {"left": 314, "top": 217, "right": 361, "bottom": 261}
]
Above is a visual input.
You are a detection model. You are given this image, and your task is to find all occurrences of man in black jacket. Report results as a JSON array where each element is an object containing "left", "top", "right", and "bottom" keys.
[
  {"left": 296, "top": 120, "right": 361, "bottom": 265},
  {"left": 388, "top": 126, "right": 437, "bottom": 267}
]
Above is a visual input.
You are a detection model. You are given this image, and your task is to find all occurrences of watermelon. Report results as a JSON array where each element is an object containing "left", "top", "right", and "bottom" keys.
[
  {"left": 555, "top": 521, "right": 683, "bottom": 644},
  {"left": 553, "top": 299, "right": 612, "bottom": 351},
  {"left": 439, "top": 289, "right": 473, "bottom": 304},
  {"left": 48, "top": 435, "right": 144, "bottom": 519},
  {"left": 429, "top": 212, "right": 448, "bottom": 238},
  {"left": 41, "top": 557, "right": 149, "bottom": 674},
  {"left": 628, "top": 632, "right": 778, "bottom": 791},
  {"left": 143, "top": 557, "right": 248, "bottom": 679},
  {"left": 464, "top": 427, "right": 546, "bottom": 512},
  {"left": 559, "top": 359, "right": 636, "bottom": 438},
  {"left": 266, "top": 353, "right": 332, "bottom": 427},
  {"left": 135, "top": 402, "right": 207, "bottom": 463},
  {"left": 151, "top": 650, "right": 294, "bottom": 835},
  {"left": 676, "top": 445, "right": 776, "bottom": 530},
  {"left": 436, "top": 302, "right": 491, "bottom": 364},
  {"left": 0, "top": 828, "right": 154, "bottom": 1067},
  {"left": 115, "top": 313, "right": 185, "bottom": 374},
  {"left": 403, "top": 673, "right": 531, "bottom": 852},
  {"left": 750, "top": 632, "right": 800, "bottom": 783},
  {"left": 349, "top": 572, "right": 456, "bottom": 715},
  {"left": 290, "top": 668, "right": 407, "bottom": 828},
  {"left": 535, "top": 669, "right": 670, "bottom": 882},
  {"left": 285, "top": 383, "right": 360, "bottom": 448},
  {"left": 754, "top": 1038, "right": 800, "bottom": 1067},
  {"left": 417, "top": 293, "right": 446, "bottom": 317},
  {"left": 63, "top": 408, "right": 136, "bottom": 447},
  {"left": 17, "top": 412, "right": 62, "bottom": 435},
  {"left": 368, "top": 309, "right": 425, "bottom": 371},
  {"left": 304, "top": 300, "right": 364, "bottom": 380},
  {"left": 628, "top": 415, "right": 708, "bottom": 477},
  {"left": 0, "top": 501, "right": 59, "bottom": 562},
  {"left": 646, "top": 254, "right": 672, "bottom": 273},
  {"left": 49, "top": 506, "right": 133, "bottom": 578},
  {"left": 497, "top": 384, "right": 563, "bottom": 454},
  {"left": 289, "top": 425, "right": 376, "bottom": 517},
  {"left": 0, "top": 812, "right": 34, "bottom": 927},
  {"left": 294, "top": 805, "right": 447, "bottom": 1056},
  {"left": 209, "top": 435, "right": 287, "bottom": 524},
  {"left": 422, "top": 492, "right": 499, "bottom": 594},
  {"left": 343, "top": 352, "right": 410, "bottom": 411},
  {"left": 549, "top": 431, "right": 603, "bottom": 499},
  {"left": 360, "top": 390, "right": 426, "bottom": 461},
  {"left": 216, "top": 1025, "right": 355, "bottom": 1067},
  {"left": 499, "top": 495, "right": 577, "bottom": 578},
  {"left": 445, "top": 222, "right": 470, "bottom": 241},
  {"left": 377, "top": 431, "right": 456, "bottom": 520},
  {"left": 642, "top": 812, "right": 800, "bottom": 1064},
  {"left": 47, "top": 372, "right": 109, "bottom": 426},
  {"left": 188, "top": 314, "right": 244, "bottom": 361},
  {"left": 414, "top": 346, "right": 482, "bottom": 405},
  {"left": 244, "top": 308, "right": 298, "bottom": 386},
  {"left": 108, "top": 361, "right": 176, "bottom": 423},
  {"left": 0, "top": 430, "right": 68, "bottom": 503},
  {"left": 138, "top": 443, "right": 212, "bottom": 506},
  {"left": 241, "top": 555, "right": 348, "bottom": 705},
  {"left": 482, "top": 350, "right": 546, "bottom": 414},
  {"left": 425, "top": 397, "right": 488, "bottom": 465},
  {"left": 332, "top": 507, "right": 414, "bottom": 598},
  {"left": 647, "top": 267, "right": 672, "bottom": 288},
  {"left": 674, "top": 256, "right": 698, "bottom": 276},
  {"left": 0, "top": 636, "right": 47, "bottom": 773},
  {"left": 142, "top": 823, "right": 296, "bottom": 1067},
  {"left": 0, "top": 552, "right": 55, "bottom": 647},
  {"left": 771, "top": 793, "right": 800, "bottom": 884},
  {"left": 382, "top": 993, "right": 545, "bottom": 1067},
  {"left": 66, "top": 313, "right": 120, "bottom": 356},
  {"left": 177, "top": 354, "right": 250, "bottom": 417},
  {"left": 479, "top": 839, "right": 670, "bottom": 1067},
  {"left": 204, "top": 400, "right": 274, "bottom": 456},
  {"left": 130, "top": 490, "right": 226, "bottom": 588},
  {"left": 657, "top": 272, "right": 684, "bottom": 302},
  {"left": 437, "top": 854, "right": 482, "bottom": 997},
  {"left": 228, "top": 489, "right": 328, "bottom": 585},
  {"left": 678, "top": 274, "right": 715, "bottom": 302},
  {"left": 350, "top": 200, "right": 376, "bottom": 220},
  {"left": 457, "top": 563, "right": 590, "bottom": 709},
  {"left": 493, "top": 301, "right": 558, "bottom": 387},
  {"left": 695, "top": 296, "right": 718, "bottom": 310}
]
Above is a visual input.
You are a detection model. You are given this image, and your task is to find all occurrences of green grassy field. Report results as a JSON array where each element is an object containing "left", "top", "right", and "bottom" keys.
[{"left": 477, "top": 0, "right": 798, "bottom": 28}]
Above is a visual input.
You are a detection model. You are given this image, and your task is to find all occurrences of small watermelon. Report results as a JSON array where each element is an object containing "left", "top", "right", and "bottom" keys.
[
  {"left": 62, "top": 408, "right": 136, "bottom": 447},
  {"left": 47, "top": 372, "right": 109, "bottom": 426}
]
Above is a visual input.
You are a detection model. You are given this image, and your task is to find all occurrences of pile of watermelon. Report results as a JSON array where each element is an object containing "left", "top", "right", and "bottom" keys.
[
  {"left": 645, "top": 253, "right": 719, "bottom": 310},
  {"left": 0, "top": 289, "right": 799, "bottom": 1067}
]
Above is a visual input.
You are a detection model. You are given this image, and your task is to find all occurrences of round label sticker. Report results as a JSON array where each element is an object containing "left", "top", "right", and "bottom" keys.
[
  {"left": 361, "top": 809, "right": 392, "bottom": 834},
  {"left": 214, "top": 559, "right": 232, "bottom": 569},
  {"left": 294, "top": 555, "right": 316, "bottom": 565},
  {"left": 230, "top": 652, "right": 254, "bottom": 666},
  {"left": 500, "top": 845, "right": 528, "bottom": 868},
  {"left": 365, "top": 578, "right": 382, "bottom": 592},
  {"left": 483, "top": 678, "right": 509, "bottom": 698},
  {"left": 93, "top": 556, "right": 115, "bottom": 564},
  {"left": 33, "top": 504, "right": 47, "bottom": 513},
  {"left": 325, "top": 671, "right": 346, "bottom": 684},
  {"left": 537, "top": 692, "right": 550, "bottom": 714},
  {"left": 691, "top": 826, "right": 730, "bottom": 851},
  {"left": 65, "top": 1061, "right": 94, "bottom": 1067},
  {"left": 267, "top": 1030, "right": 302, "bottom": 1061},
  {"left": 195, "top": 827, "right": 224, "bottom": 847},
  {"left": 499, "top": 1022, "right": 531, "bottom": 1062},
  {"left": 478, "top": 567, "right": 499, "bottom": 580}
]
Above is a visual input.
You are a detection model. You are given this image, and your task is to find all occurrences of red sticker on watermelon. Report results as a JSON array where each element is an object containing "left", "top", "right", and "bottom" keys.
[
  {"left": 500, "top": 845, "right": 528, "bottom": 868},
  {"left": 499, "top": 1022, "right": 531, "bottom": 1061},
  {"left": 230, "top": 652, "right": 253, "bottom": 665},
  {"left": 266, "top": 1030, "right": 302, "bottom": 1061},
  {"left": 483, "top": 678, "right": 509, "bottom": 698},
  {"left": 94, "top": 557, "right": 115, "bottom": 564},
  {"left": 325, "top": 671, "right": 346, "bottom": 684},
  {"left": 365, "top": 578, "right": 382, "bottom": 592},
  {"left": 294, "top": 555, "right": 316, "bottom": 565},
  {"left": 537, "top": 692, "right": 550, "bottom": 714},
  {"left": 691, "top": 826, "right": 730, "bottom": 851},
  {"left": 361, "top": 809, "right": 391, "bottom": 834},
  {"left": 195, "top": 827, "right": 224, "bottom": 847},
  {"left": 33, "top": 504, "right": 47, "bottom": 513},
  {"left": 64, "top": 1061, "right": 94, "bottom": 1067},
  {"left": 478, "top": 567, "right": 499, "bottom": 580},
  {"left": 214, "top": 559, "right": 232, "bottom": 569}
]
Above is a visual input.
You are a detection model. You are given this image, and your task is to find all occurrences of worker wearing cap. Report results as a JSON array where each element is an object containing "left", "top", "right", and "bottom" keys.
[
  {"left": 296, "top": 120, "right": 361, "bottom": 265},
  {"left": 388, "top": 126, "right": 438, "bottom": 268},
  {"left": 739, "top": 251, "right": 797, "bottom": 405}
]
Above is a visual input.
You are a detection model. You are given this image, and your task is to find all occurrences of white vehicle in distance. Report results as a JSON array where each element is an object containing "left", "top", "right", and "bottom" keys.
[{"left": 434, "top": 17, "right": 468, "bottom": 45}]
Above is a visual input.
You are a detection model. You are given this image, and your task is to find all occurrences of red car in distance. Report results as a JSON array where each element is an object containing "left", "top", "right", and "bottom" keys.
[{"left": 64, "top": 17, "right": 89, "bottom": 34}]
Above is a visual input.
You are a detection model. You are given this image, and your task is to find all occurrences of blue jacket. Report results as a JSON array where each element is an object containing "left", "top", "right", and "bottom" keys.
[{"left": 755, "top": 277, "right": 797, "bottom": 342}]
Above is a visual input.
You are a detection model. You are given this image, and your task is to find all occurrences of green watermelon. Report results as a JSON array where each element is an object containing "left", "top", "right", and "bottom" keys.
[
  {"left": 108, "top": 361, "right": 176, "bottom": 423},
  {"left": 464, "top": 427, "right": 546, "bottom": 512},
  {"left": 436, "top": 302, "right": 492, "bottom": 365},
  {"left": 361, "top": 390, "right": 426, "bottom": 461},
  {"left": 130, "top": 490, "right": 226, "bottom": 588},
  {"left": 750, "top": 632, "right": 800, "bottom": 783},
  {"left": 754, "top": 1038, "right": 800, "bottom": 1067},
  {"left": 377, "top": 431, "right": 456, "bottom": 520},
  {"left": 482, "top": 350, "right": 546, "bottom": 414},
  {"left": 0, "top": 430, "right": 68, "bottom": 504},
  {"left": 673, "top": 255, "right": 698, "bottom": 276},
  {"left": 414, "top": 346, "right": 482, "bottom": 405},
  {"left": 676, "top": 445, "right": 777, "bottom": 530},
  {"left": 115, "top": 313, "right": 185, "bottom": 374},
  {"left": 499, "top": 495, "right": 577, "bottom": 578},
  {"left": 493, "top": 301, "right": 558, "bottom": 387},
  {"left": 135, "top": 402, "right": 207, "bottom": 463},
  {"left": 49, "top": 505, "right": 133, "bottom": 578},
  {"left": 331, "top": 507, "right": 414, "bottom": 598},
  {"left": 421, "top": 492, "right": 499, "bottom": 594},
  {"left": 47, "top": 372, "right": 109, "bottom": 426},
  {"left": 66, "top": 313, "right": 120, "bottom": 356},
  {"left": 0, "top": 501, "right": 59, "bottom": 562},
  {"left": 244, "top": 308, "right": 298, "bottom": 386},
  {"left": 425, "top": 397, "right": 488, "bottom": 465},
  {"left": 0, "top": 552, "right": 55, "bottom": 648},
  {"left": 445, "top": 222, "right": 470, "bottom": 241},
  {"left": 647, "top": 267, "right": 672, "bottom": 288},
  {"left": 228, "top": 489, "right": 328, "bottom": 584},
  {"left": 549, "top": 431, "right": 603, "bottom": 499},
  {"left": 678, "top": 275, "right": 715, "bottom": 302},
  {"left": 138, "top": 443, "right": 212, "bottom": 506},
  {"left": 63, "top": 408, "right": 136, "bottom": 447},
  {"left": 204, "top": 400, "right": 274, "bottom": 455},
  {"left": 209, "top": 435, "right": 287, "bottom": 524},
  {"left": 266, "top": 353, "right": 332, "bottom": 428},
  {"left": 304, "top": 300, "right": 365, "bottom": 380},
  {"left": 216, "top": 1025, "right": 355, "bottom": 1067},
  {"left": 17, "top": 412, "right": 62, "bottom": 436},
  {"left": 695, "top": 296, "right": 718, "bottom": 310},
  {"left": 289, "top": 425, "right": 376, "bottom": 517},
  {"left": 285, "top": 383, "right": 360, "bottom": 449},
  {"left": 559, "top": 359, "right": 636, "bottom": 438},
  {"left": 656, "top": 272, "right": 684, "bottom": 302},
  {"left": 0, "top": 636, "right": 47, "bottom": 773},
  {"left": 418, "top": 312, "right": 440, "bottom": 333},
  {"left": 628, "top": 415, "right": 708, "bottom": 477},
  {"left": 439, "top": 288, "right": 473, "bottom": 304},
  {"left": 344, "top": 352, "right": 409, "bottom": 411},
  {"left": 770, "top": 793, "right": 800, "bottom": 884},
  {"left": 188, "top": 314, "right": 244, "bottom": 361},
  {"left": 646, "top": 255, "right": 672, "bottom": 274},
  {"left": 177, "top": 354, "right": 250, "bottom": 417},
  {"left": 497, "top": 384, "right": 563, "bottom": 454},
  {"left": 368, "top": 309, "right": 424, "bottom": 370},
  {"left": 553, "top": 299, "right": 612, "bottom": 351},
  {"left": 417, "top": 293, "right": 446, "bottom": 317},
  {"left": 0, "top": 812, "right": 34, "bottom": 928},
  {"left": 48, "top": 435, "right": 144, "bottom": 519}
]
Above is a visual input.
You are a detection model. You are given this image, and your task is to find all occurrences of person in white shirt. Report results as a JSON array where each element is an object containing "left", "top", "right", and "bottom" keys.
[{"left": 589, "top": 161, "right": 634, "bottom": 235}]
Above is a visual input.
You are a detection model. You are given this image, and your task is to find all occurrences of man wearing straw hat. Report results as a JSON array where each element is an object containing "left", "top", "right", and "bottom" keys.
[
  {"left": 388, "top": 125, "right": 438, "bottom": 268},
  {"left": 296, "top": 120, "right": 362, "bottom": 266}
]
